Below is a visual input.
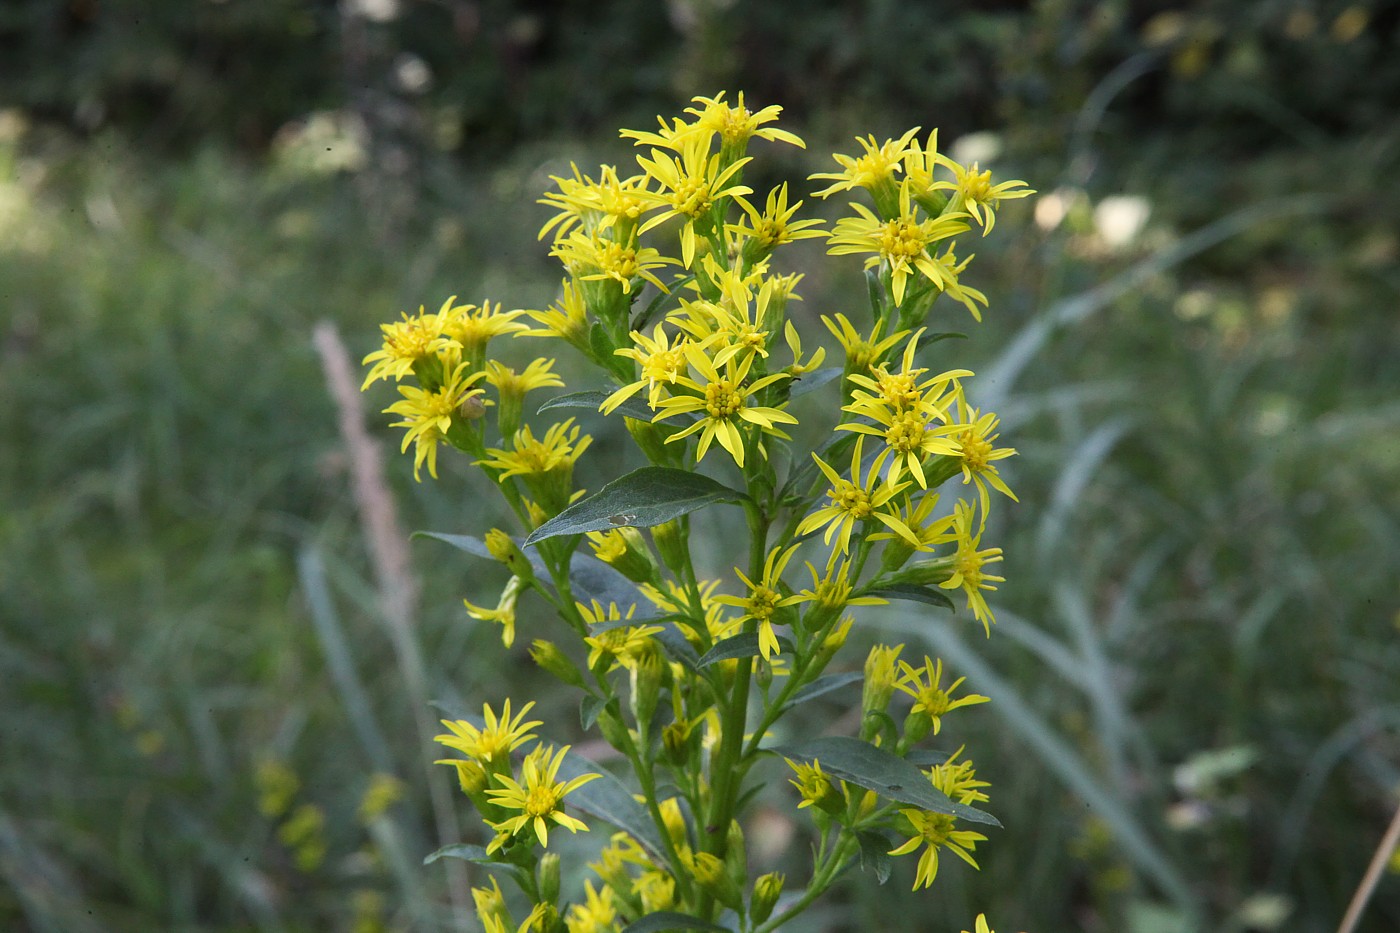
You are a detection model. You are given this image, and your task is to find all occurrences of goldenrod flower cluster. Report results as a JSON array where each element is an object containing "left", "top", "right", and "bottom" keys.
[{"left": 364, "top": 91, "right": 1033, "bottom": 929}]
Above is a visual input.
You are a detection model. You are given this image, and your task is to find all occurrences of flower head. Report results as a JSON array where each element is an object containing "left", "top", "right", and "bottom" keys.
[
  {"left": 636, "top": 134, "right": 754, "bottom": 267},
  {"left": 683, "top": 91, "right": 806, "bottom": 152},
  {"left": 384, "top": 365, "right": 487, "bottom": 480},
  {"left": 434, "top": 699, "right": 541, "bottom": 770},
  {"left": 888, "top": 807, "right": 986, "bottom": 890},
  {"left": 894, "top": 655, "right": 990, "bottom": 736},
  {"left": 713, "top": 544, "right": 810, "bottom": 660},
  {"left": 948, "top": 393, "right": 1018, "bottom": 527},
  {"left": 361, "top": 296, "right": 462, "bottom": 389},
  {"left": 810, "top": 128, "right": 922, "bottom": 214},
  {"left": 939, "top": 500, "right": 1005, "bottom": 634},
  {"left": 485, "top": 744, "right": 600, "bottom": 852},
  {"left": 931, "top": 155, "right": 1034, "bottom": 235},
  {"left": 650, "top": 343, "right": 797, "bottom": 468},
  {"left": 827, "top": 181, "right": 971, "bottom": 306},
  {"left": 796, "top": 437, "right": 917, "bottom": 563}
]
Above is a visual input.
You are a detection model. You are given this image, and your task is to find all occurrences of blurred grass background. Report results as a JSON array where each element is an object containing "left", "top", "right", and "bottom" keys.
[{"left": 2, "top": 1, "right": 1399, "bottom": 931}]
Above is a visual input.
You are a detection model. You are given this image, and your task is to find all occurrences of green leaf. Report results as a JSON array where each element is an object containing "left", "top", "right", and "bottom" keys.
[
  {"left": 697, "top": 632, "right": 794, "bottom": 667},
  {"left": 524, "top": 468, "right": 747, "bottom": 547},
  {"left": 539, "top": 390, "right": 655, "bottom": 424},
  {"left": 618, "top": 913, "right": 730, "bottom": 933},
  {"left": 790, "top": 367, "right": 843, "bottom": 399},
  {"left": 923, "top": 331, "right": 967, "bottom": 344},
  {"left": 423, "top": 843, "right": 490, "bottom": 865},
  {"left": 555, "top": 752, "right": 668, "bottom": 862},
  {"left": 781, "top": 671, "right": 863, "bottom": 712},
  {"left": 767, "top": 735, "right": 1000, "bottom": 827},
  {"left": 580, "top": 694, "right": 608, "bottom": 730},
  {"left": 856, "top": 830, "right": 893, "bottom": 884},
  {"left": 863, "top": 584, "right": 956, "bottom": 611}
]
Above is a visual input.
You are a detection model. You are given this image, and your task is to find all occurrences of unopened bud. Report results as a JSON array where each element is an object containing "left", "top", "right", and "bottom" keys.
[
  {"left": 650, "top": 520, "right": 689, "bottom": 576},
  {"left": 484, "top": 528, "right": 534, "bottom": 581},
  {"left": 628, "top": 646, "right": 665, "bottom": 726},
  {"left": 862, "top": 643, "right": 903, "bottom": 717},
  {"left": 530, "top": 639, "right": 585, "bottom": 688},
  {"left": 537, "top": 852, "right": 561, "bottom": 906},
  {"left": 724, "top": 820, "right": 748, "bottom": 895},
  {"left": 750, "top": 872, "right": 785, "bottom": 924}
]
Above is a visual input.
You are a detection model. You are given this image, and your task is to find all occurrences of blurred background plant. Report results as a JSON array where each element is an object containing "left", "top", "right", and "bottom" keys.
[{"left": 1, "top": 1, "right": 1397, "bottom": 931}]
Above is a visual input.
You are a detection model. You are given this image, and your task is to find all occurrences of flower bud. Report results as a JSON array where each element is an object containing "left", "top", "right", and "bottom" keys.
[
  {"left": 662, "top": 719, "right": 695, "bottom": 768},
  {"left": 650, "top": 520, "right": 690, "bottom": 576},
  {"left": 685, "top": 849, "right": 743, "bottom": 911},
  {"left": 862, "top": 643, "right": 903, "bottom": 717},
  {"left": 596, "top": 707, "right": 633, "bottom": 752},
  {"left": 628, "top": 645, "right": 665, "bottom": 726},
  {"left": 724, "top": 820, "right": 748, "bottom": 897},
  {"left": 750, "top": 872, "right": 785, "bottom": 924},
  {"left": 484, "top": 528, "right": 534, "bottom": 582},
  {"left": 537, "top": 852, "right": 561, "bottom": 906},
  {"left": 529, "top": 639, "right": 585, "bottom": 688},
  {"left": 902, "top": 708, "right": 934, "bottom": 745},
  {"left": 626, "top": 417, "right": 672, "bottom": 465},
  {"left": 588, "top": 527, "right": 661, "bottom": 585}
]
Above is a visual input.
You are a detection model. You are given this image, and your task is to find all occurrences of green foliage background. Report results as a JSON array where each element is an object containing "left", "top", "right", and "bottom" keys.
[{"left": 2, "top": 1, "right": 1398, "bottom": 931}]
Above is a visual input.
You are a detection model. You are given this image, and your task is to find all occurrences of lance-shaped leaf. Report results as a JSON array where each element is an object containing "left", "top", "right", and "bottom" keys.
[
  {"left": 619, "top": 913, "right": 730, "bottom": 933},
  {"left": 861, "top": 583, "right": 956, "bottom": 611},
  {"left": 524, "top": 468, "right": 747, "bottom": 547},
  {"left": 767, "top": 735, "right": 1000, "bottom": 827},
  {"left": 780, "top": 671, "right": 863, "bottom": 712},
  {"left": 856, "top": 829, "right": 894, "bottom": 884}
]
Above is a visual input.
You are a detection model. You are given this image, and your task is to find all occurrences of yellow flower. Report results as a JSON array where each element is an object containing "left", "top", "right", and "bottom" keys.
[
  {"left": 578, "top": 600, "right": 664, "bottom": 672},
  {"left": 727, "top": 182, "right": 826, "bottom": 261},
  {"left": 634, "top": 869, "right": 676, "bottom": 913},
  {"left": 636, "top": 134, "right": 754, "bottom": 267},
  {"left": 796, "top": 437, "right": 918, "bottom": 561},
  {"left": 821, "top": 313, "right": 908, "bottom": 374},
  {"left": 810, "top": 127, "right": 922, "bottom": 212},
  {"left": 931, "top": 155, "right": 1034, "bottom": 235},
  {"left": 929, "top": 746, "right": 991, "bottom": 807},
  {"left": 947, "top": 393, "right": 1018, "bottom": 526},
  {"left": 887, "top": 807, "right": 986, "bottom": 890},
  {"left": 464, "top": 574, "right": 525, "bottom": 647},
  {"left": 713, "top": 544, "right": 810, "bottom": 661},
  {"left": 843, "top": 329, "right": 971, "bottom": 416},
  {"left": 797, "top": 558, "right": 886, "bottom": 631},
  {"left": 785, "top": 757, "right": 840, "bottom": 811},
  {"left": 361, "top": 296, "right": 462, "bottom": 389},
  {"left": 538, "top": 162, "right": 654, "bottom": 244},
  {"left": 650, "top": 343, "right": 797, "bottom": 468},
  {"left": 894, "top": 656, "right": 990, "bottom": 735},
  {"left": 564, "top": 879, "right": 618, "bottom": 933},
  {"left": 357, "top": 773, "right": 404, "bottom": 824},
  {"left": 524, "top": 279, "right": 590, "bottom": 348},
  {"left": 433, "top": 699, "right": 541, "bottom": 769},
  {"left": 550, "top": 230, "right": 678, "bottom": 295},
  {"left": 485, "top": 744, "right": 601, "bottom": 851},
  {"left": 601, "top": 323, "right": 692, "bottom": 414},
  {"left": 682, "top": 91, "right": 806, "bottom": 151},
  {"left": 940, "top": 500, "right": 1005, "bottom": 634},
  {"left": 838, "top": 401, "right": 960, "bottom": 489},
  {"left": 440, "top": 299, "right": 530, "bottom": 373},
  {"left": 827, "top": 181, "right": 971, "bottom": 307},
  {"left": 384, "top": 364, "right": 487, "bottom": 481},
  {"left": 485, "top": 357, "right": 565, "bottom": 438},
  {"left": 478, "top": 419, "right": 592, "bottom": 512}
]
